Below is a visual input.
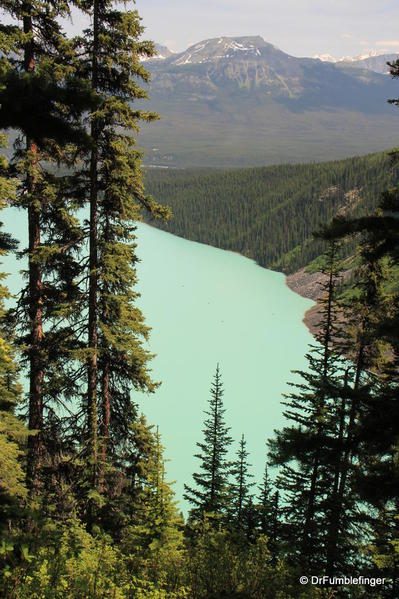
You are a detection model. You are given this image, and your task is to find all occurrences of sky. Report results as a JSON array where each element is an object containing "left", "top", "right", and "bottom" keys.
[{"left": 126, "top": 0, "right": 399, "bottom": 58}]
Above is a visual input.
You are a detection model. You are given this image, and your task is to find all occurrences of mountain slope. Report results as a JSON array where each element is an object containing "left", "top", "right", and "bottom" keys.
[
  {"left": 138, "top": 36, "right": 399, "bottom": 167},
  {"left": 145, "top": 151, "right": 397, "bottom": 273}
]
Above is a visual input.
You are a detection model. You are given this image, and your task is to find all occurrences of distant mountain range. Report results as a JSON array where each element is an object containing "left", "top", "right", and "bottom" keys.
[
  {"left": 138, "top": 36, "right": 399, "bottom": 168},
  {"left": 315, "top": 50, "right": 399, "bottom": 75}
]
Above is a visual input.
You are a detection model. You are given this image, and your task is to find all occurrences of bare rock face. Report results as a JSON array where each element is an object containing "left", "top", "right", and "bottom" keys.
[
  {"left": 286, "top": 268, "right": 329, "bottom": 301},
  {"left": 285, "top": 269, "right": 327, "bottom": 336},
  {"left": 286, "top": 268, "right": 352, "bottom": 337}
]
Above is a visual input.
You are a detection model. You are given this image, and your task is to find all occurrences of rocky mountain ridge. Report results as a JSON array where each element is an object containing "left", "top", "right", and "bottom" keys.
[{"left": 137, "top": 36, "right": 399, "bottom": 167}]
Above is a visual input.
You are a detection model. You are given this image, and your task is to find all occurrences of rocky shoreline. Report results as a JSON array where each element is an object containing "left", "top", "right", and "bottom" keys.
[
  {"left": 286, "top": 267, "right": 353, "bottom": 337},
  {"left": 286, "top": 268, "right": 327, "bottom": 336}
]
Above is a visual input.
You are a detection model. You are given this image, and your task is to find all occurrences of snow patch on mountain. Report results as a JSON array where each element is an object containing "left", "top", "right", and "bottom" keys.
[{"left": 314, "top": 53, "right": 337, "bottom": 63}]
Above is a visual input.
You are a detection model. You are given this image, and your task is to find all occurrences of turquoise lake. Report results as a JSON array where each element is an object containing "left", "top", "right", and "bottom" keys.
[
  {"left": 134, "top": 223, "right": 314, "bottom": 510},
  {"left": 2, "top": 213, "right": 314, "bottom": 511}
]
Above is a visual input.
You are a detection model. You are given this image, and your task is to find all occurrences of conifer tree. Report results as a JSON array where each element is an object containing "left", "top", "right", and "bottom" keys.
[
  {"left": 317, "top": 203, "right": 398, "bottom": 577},
  {"left": 0, "top": 1, "right": 94, "bottom": 492},
  {"left": 107, "top": 417, "right": 185, "bottom": 590},
  {"left": 184, "top": 365, "right": 232, "bottom": 521},
  {"left": 0, "top": 135, "right": 28, "bottom": 514},
  {"left": 229, "top": 434, "right": 254, "bottom": 528},
  {"left": 257, "top": 462, "right": 280, "bottom": 558},
  {"left": 74, "top": 0, "right": 169, "bottom": 493},
  {"left": 314, "top": 215, "right": 390, "bottom": 575},
  {"left": 268, "top": 239, "right": 349, "bottom": 569}
]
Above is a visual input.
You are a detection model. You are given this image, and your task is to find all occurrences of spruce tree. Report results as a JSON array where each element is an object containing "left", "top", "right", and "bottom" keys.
[
  {"left": 0, "top": 1, "right": 94, "bottom": 492},
  {"left": 229, "top": 434, "right": 254, "bottom": 529},
  {"left": 257, "top": 462, "right": 280, "bottom": 559},
  {"left": 268, "top": 239, "right": 350, "bottom": 569},
  {"left": 315, "top": 216, "right": 389, "bottom": 575},
  {"left": 317, "top": 198, "right": 399, "bottom": 582},
  {"left": 0, "top": 135, "right": 28, "bottom": 514},
  {"left": 74, "top": 0, "right": 169, "bottom": 494},
  {"left": 184, "top": 365, "right": 232, "bottom": 521}
]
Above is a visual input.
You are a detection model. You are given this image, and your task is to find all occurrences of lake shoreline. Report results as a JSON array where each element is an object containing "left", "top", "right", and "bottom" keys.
[{"left": 285, "top": 268, "right": 325, "bottom": 336}]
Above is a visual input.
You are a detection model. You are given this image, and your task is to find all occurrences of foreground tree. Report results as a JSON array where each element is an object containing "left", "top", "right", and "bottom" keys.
[
  {"left": 73, "top": 0, "right": 169, "bottom": 497},
  {"left": 0, "top": 2, "right": 94, "bottom": 492},
  {"left": 0, "top": 135, "right": 28, "bottom": 519},
  {"left": 229, "top": 433, "right": 254, "bottom": 530},
  {"left": 268, "top": 239, "right": 350, "bottom": 570},
  {"left": 184, "top": 365, "right": 232, "bottom": 521}
]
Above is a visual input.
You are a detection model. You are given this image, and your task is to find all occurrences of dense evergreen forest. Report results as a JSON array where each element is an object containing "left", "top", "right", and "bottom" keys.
[
  {"left": 1, "top": 1, "right": 399, "bottom": 598},
  {"left": 145, "top": 153, "right": 397, "bottom": 273}
]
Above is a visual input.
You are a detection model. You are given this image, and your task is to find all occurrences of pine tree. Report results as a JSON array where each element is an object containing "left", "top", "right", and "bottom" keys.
[
  {"left": 184, "top": 365, "right": 232, "bottom": 521},
  {"left": 268, "top": 239, "right": 350, "bottom": 570},
  {"left": 74, "top": 0, "right": 169, "bottom": 494},
  {"left": 0, "top": 135, "right": 28, "bottom": 513},
  {"left": 105, "top": 417, "right": 185, "bottom": 591},
  {"left": 257, "top": 462, "right": 280, "bottom": 560},
  {"left": 315, "top": 216, "right": 390, "bottom": 575},
  {"left": 0, "top": 1, "right": 94, "bottom": 492},
  {"left": 229, "top": 434, "right": 254, "bottom": 529}
]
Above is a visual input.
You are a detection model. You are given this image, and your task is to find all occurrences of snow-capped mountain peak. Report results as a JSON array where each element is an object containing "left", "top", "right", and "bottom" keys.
[
  {"left": 140, "top": 44, "right": 174, "bottom": 62},
  {"left": 171, "top": 36, "right": 274, "bottom": 66},
  {"left": 314, "top": 53, "right": 337, "bottom": 63}
]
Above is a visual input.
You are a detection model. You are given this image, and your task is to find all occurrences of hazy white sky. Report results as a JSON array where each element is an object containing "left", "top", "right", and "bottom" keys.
[{"left": 131, "top": 0, "right": 399, "bottom": 57}]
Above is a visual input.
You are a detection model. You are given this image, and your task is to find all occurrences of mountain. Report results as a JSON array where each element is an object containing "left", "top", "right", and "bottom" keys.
[
  {"left": 314, "top": 53, "right": 337, "bottom": 63},
  {"left": 155, "top": 44, "right": 173, "bottom": 59},
  {"left": 137, "top": 36, "right": 399, "bottom": 168},
  {"left": 141, "top": 43, "right": 174, "bottom": 61}
]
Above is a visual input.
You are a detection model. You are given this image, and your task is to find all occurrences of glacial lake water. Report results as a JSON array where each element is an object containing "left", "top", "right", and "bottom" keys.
[
  {"left": 2, "top": 212, "right": 314, "bottom": 512},
  {"left": 134, "top": 223, "right": 314, "bottom": 510}
]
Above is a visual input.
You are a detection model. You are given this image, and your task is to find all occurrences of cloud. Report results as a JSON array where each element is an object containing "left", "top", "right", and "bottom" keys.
[{"left": 376, "top": 40, "right": 399, "bottom": 48}]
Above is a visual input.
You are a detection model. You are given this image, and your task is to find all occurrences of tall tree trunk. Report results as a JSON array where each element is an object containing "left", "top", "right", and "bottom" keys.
[
  {"left": 99, "top": 212, "right": 111, "bottom": 492},
  {"left": 238, "top": 450, "right": 244, "bottom": 522},
  {"left": 301, "top": 252, "right": 335, "bottom": 557},
  {"left": 24, "top": 3, "right": 44, "bottom": 492},
  {"left": 210, "top": 372, "right": 219, "bottom": 506},
  {"left": 27, "top": 166, "right": 44, "bottom": 490},
  {"left": 87, "top": 0, "right": 99, "bottom": 485},
  {"left": 99, "top": 341, "right": 110, "bottom": 491},
  {"left": 326, "top": 326, "right": 365, "bottom": 574},
  {"left": 325, "top": 370, "right": 348, "bottom": 575}
]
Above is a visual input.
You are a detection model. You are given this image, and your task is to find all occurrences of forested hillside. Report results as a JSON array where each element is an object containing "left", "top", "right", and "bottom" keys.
[{"left": 145, "top": 151, "right": 397, "bottom": 272}]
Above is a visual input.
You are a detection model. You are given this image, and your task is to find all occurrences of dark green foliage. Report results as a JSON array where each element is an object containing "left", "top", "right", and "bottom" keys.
[
  {"left": 184, "top": 365, "right": 233, "bottom": 521},
  {"left": 257, "top": 464, "right": 279, "bottom": 559},
  {"left": 229, "top": 434, "right": 255, "bottom": 529},
  {"left": 268, "top": 239, "right": 364, "bottom": 572},
  {"left": 72, "top": 0, "right": 169, "bottom": 495},
  {"left": 0, "top": 69, "right": 93, "bottom": 148},
  {"left": 0, "top": 136, "right": 28, "bottom": 518},
  {"left": 315, "top": 149, "right": 399, "bottom": 594},
  {"left": 145, "top": 152, "right": 397, "bottom": 273},
  {"left": 0, "top": 0, "right": 97, "bottom": 492}
]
